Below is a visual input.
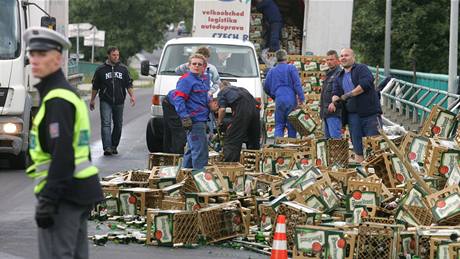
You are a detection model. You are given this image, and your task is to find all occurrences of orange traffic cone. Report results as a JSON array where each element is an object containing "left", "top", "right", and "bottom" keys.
[{"left": 271, "top": 214, "right": 288, "bottom": 259}]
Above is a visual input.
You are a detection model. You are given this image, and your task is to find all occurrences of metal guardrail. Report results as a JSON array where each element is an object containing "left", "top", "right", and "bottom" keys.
[{"left": 381, "top": 78, "right": 460, "bottom": 127}]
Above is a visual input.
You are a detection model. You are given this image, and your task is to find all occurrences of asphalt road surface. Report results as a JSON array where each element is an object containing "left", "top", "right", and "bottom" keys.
[{"left": 0, "top": 87, "right": 266, "bottom": 259}]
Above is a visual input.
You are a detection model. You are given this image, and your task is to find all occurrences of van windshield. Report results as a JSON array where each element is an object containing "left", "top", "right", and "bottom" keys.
[
  {"left": 0, "top": 0, "right": 20, "bottom": 60},
  {"left": 159, "top": 44, "right": 259, "bottom": 77}
]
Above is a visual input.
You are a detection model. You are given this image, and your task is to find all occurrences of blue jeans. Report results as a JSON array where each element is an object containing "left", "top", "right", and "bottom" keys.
[
  {"left": 182, "top": 122, "right": 209, "bottom": 170},
  {"left": 324, "top": 116, "right": 342, "bottom": 139},
  {"left": 348, "top": 113, "right": 381, "bottom": 155},
  {"left": 274, "top": 101, "right": 296, "bottom": 138},
  {"left": 100, "top": 100, "right": 124, "bottom": 150}
]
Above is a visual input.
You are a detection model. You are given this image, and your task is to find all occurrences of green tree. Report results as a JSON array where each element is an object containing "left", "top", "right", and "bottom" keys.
[
  {"left": 70, "top": 0, "right": 194, "bottom": 62},
  {"left": 352, "top": 0, "right": 458, "bottom": 74}
]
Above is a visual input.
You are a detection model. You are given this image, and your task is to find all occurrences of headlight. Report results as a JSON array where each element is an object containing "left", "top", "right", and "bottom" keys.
[{"left": 3, "top": 123, "right": 19, "bottom": 134}]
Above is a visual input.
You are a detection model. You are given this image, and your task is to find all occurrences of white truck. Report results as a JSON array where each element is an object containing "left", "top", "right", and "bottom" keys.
[
  {"left": 0, "top": 0, "right": 68, "bottom": 168},
  {"left": 193, "top": 0, "right": 354, "bottom": 56}
]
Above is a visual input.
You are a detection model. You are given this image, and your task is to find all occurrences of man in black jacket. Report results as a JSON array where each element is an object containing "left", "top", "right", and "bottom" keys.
[
  {"left": 320, "top": 50, "right": 342, "bottom": 139},
  {"left": 24, "top": 26, "right": 103, "bottom": 259},
  {"left": 90, "top": 47, "right": 136, "bottom": 155},
  {"left": 210, "top": 81, "right": 260, "bottom": 162}
]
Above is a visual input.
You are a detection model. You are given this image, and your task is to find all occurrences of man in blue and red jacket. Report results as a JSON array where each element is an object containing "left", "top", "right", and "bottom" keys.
[
  {"left": 173, "top": 53, "right": 211, "bottom": 169},
  {"left": 330, "top": 48, "right": 381, "bottom": 163}
]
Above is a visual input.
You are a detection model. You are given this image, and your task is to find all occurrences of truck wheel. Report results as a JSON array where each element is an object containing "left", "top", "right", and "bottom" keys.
[
  {"left": 146, "top": 120, "right": 163, "bottom": 153},
  {"left": 10, "top": 151, "right": 28, "bottom": 170}
]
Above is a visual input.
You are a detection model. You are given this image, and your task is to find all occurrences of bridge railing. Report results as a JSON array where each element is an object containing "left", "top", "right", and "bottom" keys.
[{"left": 380, "top": 78, "right": 460, "bottom": 128}]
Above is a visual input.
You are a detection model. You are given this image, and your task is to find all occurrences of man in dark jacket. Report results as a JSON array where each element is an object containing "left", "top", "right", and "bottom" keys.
[
  {"left": 162, "top": 89, "right": 186, "bottom": 154},
  {"left": 255, "top": 0, "right": 283, "bottom": 51},
  {"left": 330, "top": 48, "right": 382, "bottom": 162},
  {"left": 210, "top": 81, "right": 260, "bottom": 162},
  {"left": 24, "top": 26, "right": 103, "bottom": 259},
  {"left": 320, "top": 50, "right": 342, "bottom": 139},
  {"left": 90, "top": 47, "right": 136, "bottom": 156}
]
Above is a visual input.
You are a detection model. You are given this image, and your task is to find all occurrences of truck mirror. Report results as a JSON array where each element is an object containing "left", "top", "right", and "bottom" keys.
[
  {"left": 140, "top": 60, "right": 151, "bottom": 76},
  {"left": 41, "top": 16, "right": 56, "bottom": 30}
]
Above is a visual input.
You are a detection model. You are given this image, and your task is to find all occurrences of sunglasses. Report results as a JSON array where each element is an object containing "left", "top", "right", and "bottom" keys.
[{"left": 191, "top": 62, "right": 204, "bottom": 67}]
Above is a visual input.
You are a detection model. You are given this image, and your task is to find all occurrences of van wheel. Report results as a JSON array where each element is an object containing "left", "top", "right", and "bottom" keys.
[
  {"left": 10, "top": 151, "right": 28, "bottom": 170},
  {"left": 146, "top": 120, "right": 163, "bottom": 152}
]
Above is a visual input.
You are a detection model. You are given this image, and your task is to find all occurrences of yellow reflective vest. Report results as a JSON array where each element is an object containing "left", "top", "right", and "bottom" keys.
[{"left": 26, "top": 88, "right": 98, "bottom": 194}]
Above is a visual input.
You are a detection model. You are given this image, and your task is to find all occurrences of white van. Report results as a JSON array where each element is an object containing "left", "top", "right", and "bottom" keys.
[{"left": 141, "top": 37, "right": 263, "bottom": 152}]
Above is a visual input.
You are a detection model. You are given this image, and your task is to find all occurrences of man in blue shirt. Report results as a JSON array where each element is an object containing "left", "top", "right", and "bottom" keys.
[
  {"left": 173, "top": 53, "right": 211, "bottom": 169},
  {"left": 264, "top": 49, "right": 305, "bottom": 138},
  {"left": 330, "top": 48, "right": 381, "bottom": 163},
  {"left": 320, "top": 50, "right": 342, "bottom": 139},
  {"left": 254, "top": 0, "right": 283, "bottom": 51}
]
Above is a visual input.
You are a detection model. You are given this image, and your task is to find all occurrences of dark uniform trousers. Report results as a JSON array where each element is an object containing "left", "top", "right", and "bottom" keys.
[
  {"left": 39, "top": 201, "right": 93, "bottom": 259},
  {"left": 224, "top": 93, "right": 261, "bottom": 162},
  {"left": 162, "top": 97, "right": 186, "bottom": 154}
]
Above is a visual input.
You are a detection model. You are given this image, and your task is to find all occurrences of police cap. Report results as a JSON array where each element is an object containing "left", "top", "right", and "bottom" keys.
[{"left": 23, "top": 26, "right": 71, "bottom": 53}]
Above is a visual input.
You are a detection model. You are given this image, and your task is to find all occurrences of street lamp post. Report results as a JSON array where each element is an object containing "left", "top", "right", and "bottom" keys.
[{"left": 448, "top": 0, "right": 459, "bottom": 103}]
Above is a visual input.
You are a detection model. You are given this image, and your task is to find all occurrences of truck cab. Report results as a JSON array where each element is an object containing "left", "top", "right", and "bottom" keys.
[
  {"left": 142, "top": 37, "right": 263, "bottom": 152},
  {"left": 0, "top": 0, "right": 68, "bottom": 168}
]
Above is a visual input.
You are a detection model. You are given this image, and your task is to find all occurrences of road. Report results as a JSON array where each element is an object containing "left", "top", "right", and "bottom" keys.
[{"left": 0, "top": 87, "right": 266, "bottom": 259}]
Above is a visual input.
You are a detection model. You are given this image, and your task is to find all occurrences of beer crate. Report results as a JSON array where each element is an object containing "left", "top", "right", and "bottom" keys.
[
  {"left": 265, "top": 122, "right": 276, "bottom": 139},
  {"left": 274, "top": 202, "right": 322, "bottom": 250},
  {"left": 383, "top": 153, "right": 411, "bottom": 186},
  {"left": 293, "top": 225, "right": 356, "bottom": 259},
  {"left": 197, "top": 201, "right": 248, "bottom": 243},
  {"left": 419, "top": 105, "right": 457, "bottom": 139},
  {"left": 260, "top": 148, "right": 297, "bottom": 174},
  {"left": 327, "top": 168, "right": 357, "bottom": 193},
  {"left": 363, "top": 135, "right": 390, "bottom": 158},
  {"left": 214, "top": 162, "right": 245, "bottom": 184},
  {"left": 429, "top": 237, "right": 453, "bottom": 259},
  {"left": 363, "top": 153, "right": 395, "bottom": 188},
  {"left": 356, "top": 223, "right": 402, "bottom": 259},
  {"left": 448, "top": 242, "right": 460, "bottom": 258},
  {"left": 327, "top": 139, "right": 350, "bottom": 168},
  {"left": 236, "top": 196, "right": 258, "bottom": 223},
  {"left": 184, "top": 192, "right": 230, "bottom": 211},
  {"left": 288, "top": 108, "right": 320, "bottom": 137},
  {"left": 407, "top": 135, "right": 430, "bottom": 166},
  {"left": 118, "top": 187, "right": 163, "bottom": 216},
  {"left": 148, "top": 166, "right": 178, "bottom": 189},
  {"left": 425, "top": 186, "right": 460, "bottom": 224},
  {"left": 102, "top": 186, "right": 120, "bottom": 198},
  {"left": 145, "top": 209, "right": 199, "bottom": 246},
  {"left": 122, "top": 170, "right": 151, "bottom": 187},
  {"left": 180, "top": 166, "right": 227, "bottom": 197},
  {"left": 258, "top": 202, "right": 277, "bottom": 230},
  {"left": 423, "top": 138, "right": 460, "bottom": 179},
  {"left": 264, "top": 106, "right": 275, "bottom": 123},
  {"left": 347, "top": 177, "right": 382, "bottom": 196},
  {"left": 148, "top": 152, "right": 182, "bottom": 169},
  {"left": 240, "top": 149, "right": 262, "bottom": 172},
  {"left": 401, "top": 205, "right": 434, "bottom": 226},
  {"left": 160, "top": 197, "right": 185, "bottom": 210},
  {"left": 253, "top": 173, "right": 284, "bottom": 196},
  {"left": 415, "top": 226, "right": 460, "bottom": 258}
]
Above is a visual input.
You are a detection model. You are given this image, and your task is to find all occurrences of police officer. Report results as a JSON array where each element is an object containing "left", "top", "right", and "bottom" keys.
[
  {"left": 24, "top": 27, "right": 103, "bottom": 259},
  {"left": 210, "top": 81, "right": 261, "bottom": 162},
  {"left": 264, "top": 49, "right": 305, "bottom": 137}
]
